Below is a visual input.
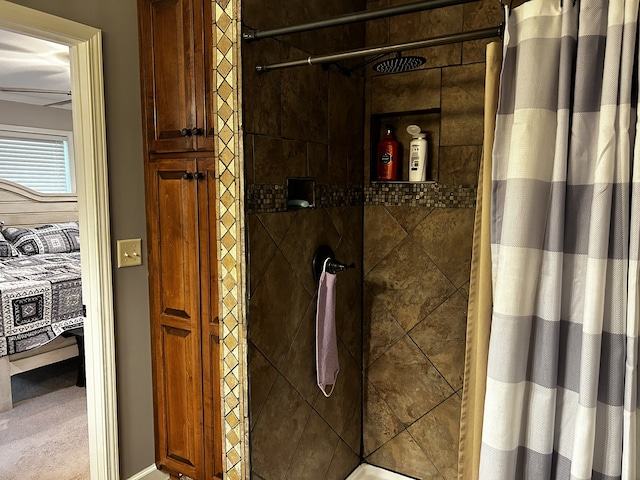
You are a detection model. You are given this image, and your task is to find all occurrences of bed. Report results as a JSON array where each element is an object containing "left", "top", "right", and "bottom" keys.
[{"left": 0, "top": 179, "right": 82, "bottom": 412}]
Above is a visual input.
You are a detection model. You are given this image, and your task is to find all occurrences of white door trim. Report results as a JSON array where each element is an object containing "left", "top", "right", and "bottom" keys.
[{"left": 0, "top": 2, "right": 118, "bottom": 479}]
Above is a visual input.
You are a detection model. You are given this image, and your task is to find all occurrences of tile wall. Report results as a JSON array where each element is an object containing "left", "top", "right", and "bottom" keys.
[
  {"left": 247, "top": 208, "right": 363, "bottom": 480},
  {"left": 240, "top": 0, "right": 504, "bottom": 478},
  {"left": 361, "top": 0, "right": 502, "bottom": 478},
  {"left": 241, "top": 0, "right": 366, "bottom": 478},
  {"left": 362, "top": 206, "right": 472, "bottom": 479}
]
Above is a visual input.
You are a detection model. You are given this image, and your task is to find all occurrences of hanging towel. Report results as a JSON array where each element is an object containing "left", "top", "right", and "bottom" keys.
[{"left": 316, "top": 258, "right": 339, "bottom": 397}]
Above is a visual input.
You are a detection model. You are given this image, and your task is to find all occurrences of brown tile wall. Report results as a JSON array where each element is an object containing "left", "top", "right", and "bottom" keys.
[
  {"left": 242, "top": 0, "right": 366, "bottom": 478},
  {"left": 243, "top": 0, "right": 503, "bottom": 477},
  {"left": 362, "top": 1, "right": 502, "bottom": 478},
  {"left": 364, "top": 0, "right": 502, "bottom": 183},
  {"left": 363, "top": 206, "right": 472, "bottom": 479},
  {"left": 247, "top": 208, "right": 364, "bottom": 480},
  {"left": 242, "top": 3, "right": 367, "bottom": 188}
]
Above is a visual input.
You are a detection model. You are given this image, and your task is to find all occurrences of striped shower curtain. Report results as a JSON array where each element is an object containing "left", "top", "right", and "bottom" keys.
[{"left": 479, "top": 0, "right": 640, "bottom": 479}]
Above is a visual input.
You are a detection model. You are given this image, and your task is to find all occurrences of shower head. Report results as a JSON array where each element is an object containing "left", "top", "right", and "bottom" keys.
[{"left": 373, "top": 52, "right": 426, "bottom": 74}]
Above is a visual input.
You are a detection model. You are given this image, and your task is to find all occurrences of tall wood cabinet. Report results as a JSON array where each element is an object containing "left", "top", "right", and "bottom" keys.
[
  {"left": 138, "top": 0, "right": 215, "bottom": 154},
  {"left": 138, "top": 0, "right": 222, "bottom": 478}
]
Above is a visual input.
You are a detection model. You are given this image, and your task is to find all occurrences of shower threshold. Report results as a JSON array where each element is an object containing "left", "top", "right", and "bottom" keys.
[{"left": 346, "top": 464, "right": 417, "bottom": 480}]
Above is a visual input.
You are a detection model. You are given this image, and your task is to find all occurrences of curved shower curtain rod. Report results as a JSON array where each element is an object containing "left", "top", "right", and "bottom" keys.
[
  {"left": 245, "top": 0, "right": 508, "bottom": 73},
  {"left": 242, "top": 0, "right": 479, "bottom": 42},
  {"left": 254, "top": 25, "right": 504, "bottom": 73}
]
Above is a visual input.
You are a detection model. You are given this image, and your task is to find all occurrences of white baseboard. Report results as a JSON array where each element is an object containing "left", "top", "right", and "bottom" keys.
[{"left": 127, "top": 464, "right": 169, "bottom": 480}]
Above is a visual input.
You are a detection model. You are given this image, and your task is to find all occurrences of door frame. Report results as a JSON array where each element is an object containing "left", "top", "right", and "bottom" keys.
[{"left": 0, "top": 2, "right": 119, "bottom": 479}]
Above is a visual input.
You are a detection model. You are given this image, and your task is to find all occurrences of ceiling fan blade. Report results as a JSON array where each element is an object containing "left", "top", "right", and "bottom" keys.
[
  {"left": 0, "top": 86, "right": 71, "bottom": 96},
  {"left": 44, "top": 99, "right": 72, "bottom": 107}
]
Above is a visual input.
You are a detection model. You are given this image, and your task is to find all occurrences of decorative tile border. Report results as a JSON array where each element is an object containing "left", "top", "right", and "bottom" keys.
[
  {"left": 317, "top": 184, "right": 364, "bottom": 208},
  {"left": 246, "top": 183, "right": 364, "bottom": 214},
  {"left": 246, "top": 182, "right": 477, "bottom": 213},
  {"left": 213, "top": 1, "right": 248, "bottom": 478},
  {"left": 365, "top": 182, "right": 478, "bottom": 208},
  {"left": 245, "top": 183, "right": 287, "bottom": 213}
]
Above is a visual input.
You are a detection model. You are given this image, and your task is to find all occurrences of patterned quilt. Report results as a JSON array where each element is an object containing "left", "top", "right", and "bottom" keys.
[{"left": 0, "top": 252, "right": 83, "bottom": 358}]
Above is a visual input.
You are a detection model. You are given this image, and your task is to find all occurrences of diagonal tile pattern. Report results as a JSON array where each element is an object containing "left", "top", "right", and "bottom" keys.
[
  {"left": 212, "top": 0, "right": 256, "bottom": 476},
  {"left": 408, "top": 394, "right": 462, "bottom": 480},
  {"left": 365, "top": 236, "right": 456, "bottom": 332},
  {"left": 367, "top": 336, "right": 452, "bottom": 425},
  {"left": 410, "top": 292, "right": 468, "bottom": 390},
  {"left": 240, "top": 0, "right": 366, "bottom": 474},
  {"left": 364, "top": 205, "right": 474, "bottom": 479},
  {"left": 248, "top": 249, "right": 312, "bottom": 369},
  {"left": 247, "top": 207, "right": 363, "bottom": 479}
]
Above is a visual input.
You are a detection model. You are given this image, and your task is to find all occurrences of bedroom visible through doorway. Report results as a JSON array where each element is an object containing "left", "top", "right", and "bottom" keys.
[{"left": 0, "top": 3, "right": 118, "bottom": 480}]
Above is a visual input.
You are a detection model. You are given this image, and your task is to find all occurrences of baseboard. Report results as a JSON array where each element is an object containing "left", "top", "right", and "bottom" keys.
[{"left": 127, "top": 464, "right": 169, "bottom": 480}]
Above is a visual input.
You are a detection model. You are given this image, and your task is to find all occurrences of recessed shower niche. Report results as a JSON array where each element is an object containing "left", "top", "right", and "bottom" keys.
[{"left": 369, "top": 109, "right": 441, "bottom": 183}]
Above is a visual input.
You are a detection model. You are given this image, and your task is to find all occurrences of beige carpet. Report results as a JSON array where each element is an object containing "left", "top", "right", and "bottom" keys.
[{"left": 0, "top": 386, "right": 90, "bottom": 480}]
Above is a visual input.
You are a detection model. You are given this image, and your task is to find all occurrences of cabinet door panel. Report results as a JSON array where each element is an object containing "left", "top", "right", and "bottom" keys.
[
  {"left": 162, "top": 325, "right": 197, "bottom": 467},
  {"left": 147, "top": 159, "right": 204, "bottom": 478},
  {"left": 192, "top": 0, "right": 215, "bottom": 152},
  {"left": 196, "top": 159, "right": 223, "bottom": 479},
  {"left": 140, "top": 0, "right": 196, "bottom": 153},
  {"left": 156, "top": 169, "right": 196, "bottom": 316}
]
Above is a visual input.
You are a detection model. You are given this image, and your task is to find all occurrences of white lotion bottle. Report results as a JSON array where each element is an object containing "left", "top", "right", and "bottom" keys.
[{"left": 407, "top": 124, "right": 428, "bottom": 182}]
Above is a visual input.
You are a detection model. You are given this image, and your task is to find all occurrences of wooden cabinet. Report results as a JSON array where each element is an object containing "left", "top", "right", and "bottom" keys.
[
  {"left": 138, "top": 0, "right": 214, "bottom": 153},
  {"left": 145, "top": 157, "right": 221, "bottom": 479},
  {"left": 138, "top": 0, "right": 222, "bottom": 478}
]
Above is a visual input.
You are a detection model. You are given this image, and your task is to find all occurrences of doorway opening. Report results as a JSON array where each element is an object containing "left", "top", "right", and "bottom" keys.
[{"left": 0, "top": 3, "right": 118, "bottom": 479}]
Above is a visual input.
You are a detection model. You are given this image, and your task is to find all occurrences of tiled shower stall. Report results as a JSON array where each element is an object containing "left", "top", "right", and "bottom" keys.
[{"left": 242, "top": 0, "right": 503, "bottom": 478}]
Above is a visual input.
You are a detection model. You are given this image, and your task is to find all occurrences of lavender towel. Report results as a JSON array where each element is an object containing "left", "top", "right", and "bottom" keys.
[{"left": 316, "top": 260, "right": 339, "bottom": 397}]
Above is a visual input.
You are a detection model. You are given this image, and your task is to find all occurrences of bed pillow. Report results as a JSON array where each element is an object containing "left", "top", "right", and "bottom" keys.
[
  {"left": 0, "top": 230, "right": 19, "bottom": 257},
  {"left": 3, "top": 221, "right": 80, "bottom": 255}
]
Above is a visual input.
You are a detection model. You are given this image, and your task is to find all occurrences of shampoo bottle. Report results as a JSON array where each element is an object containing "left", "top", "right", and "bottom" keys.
[
  {"left": 407, "top": 124, "right": 427, "bottom": 182},
  {"left": 377, "top": 125, "right": 399, "bottom": 181}
]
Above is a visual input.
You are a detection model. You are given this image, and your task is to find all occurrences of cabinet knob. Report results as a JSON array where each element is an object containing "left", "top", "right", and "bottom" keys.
[
  {"left": 193, "top": 172, "right": 204, "bottom": 180},
  {"left": 191, "top": 127, "right": 204, "bottom": 136},
  {"left": 183, "top": 172, "right": 193, "bottom": 180},
  {"left": 180, "top": 128, "right": 192, "bottom": 137}
]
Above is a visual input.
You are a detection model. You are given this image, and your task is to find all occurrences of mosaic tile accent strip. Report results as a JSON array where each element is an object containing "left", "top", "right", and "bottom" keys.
[
  {"left": 245, "top": 183, "right": 287, "bottom": 213},
  {"left": 316, "top": 184, "right": 364, "bottom": 208},
  {"left": 246, "top": 182, "right": 477, "bottom": 213},
  {"left": 246, "top": 183, "right": 364, "bottom": 213},
  {"left": 365, "top": 182, "right": 478, "bottom": 208},
  {"left": 213, "top": 1, "right": 248, "bottom": 478}
]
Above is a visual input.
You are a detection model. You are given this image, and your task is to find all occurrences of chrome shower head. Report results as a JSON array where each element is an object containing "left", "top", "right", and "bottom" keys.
[{"left": 373, "top": 52, "right": 426, "bottom": 74}]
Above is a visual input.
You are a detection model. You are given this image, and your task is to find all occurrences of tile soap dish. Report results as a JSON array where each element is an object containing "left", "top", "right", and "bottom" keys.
[
  {"left": 287, "top": 177, "right": 315, "bottom": 210},
  {"left": 287, "top": 199, "right": 310, "bottom": 209}
]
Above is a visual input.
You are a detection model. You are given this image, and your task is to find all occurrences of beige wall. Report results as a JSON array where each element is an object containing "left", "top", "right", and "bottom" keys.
[
  {"left": 7, "top": 1, "right": 153, "bottom": 477},
  {"left": 0, "top": 100, "right": 74, "bottom": 132}
]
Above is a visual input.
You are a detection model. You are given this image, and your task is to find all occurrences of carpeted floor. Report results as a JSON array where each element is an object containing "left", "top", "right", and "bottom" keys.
[{"left": 0, "top": 361, "right": 90, "bottom": 479}]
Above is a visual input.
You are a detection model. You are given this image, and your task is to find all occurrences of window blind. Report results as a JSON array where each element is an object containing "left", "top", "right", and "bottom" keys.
[{"left": 0, "top": 134, "right": 72, "bottom": 193}]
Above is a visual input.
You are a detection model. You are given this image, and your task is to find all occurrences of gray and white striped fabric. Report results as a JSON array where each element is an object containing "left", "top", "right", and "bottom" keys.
[{"left": 480, "top": 0, "right": 640, "bottom": 479}]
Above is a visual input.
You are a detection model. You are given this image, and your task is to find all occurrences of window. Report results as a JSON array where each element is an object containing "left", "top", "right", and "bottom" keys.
[{"left": 0, "top": 125, "right": 75, "bottom": 193}]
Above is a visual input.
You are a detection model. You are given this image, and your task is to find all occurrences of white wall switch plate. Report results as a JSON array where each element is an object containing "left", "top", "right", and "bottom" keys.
[{"left": 117, "top": 238, "right": 143, "bottom": 268}]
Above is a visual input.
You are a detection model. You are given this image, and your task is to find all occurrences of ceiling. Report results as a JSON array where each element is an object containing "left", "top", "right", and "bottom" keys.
[{"left": 0, "top": 29, "right": 71, "bottom": 109}]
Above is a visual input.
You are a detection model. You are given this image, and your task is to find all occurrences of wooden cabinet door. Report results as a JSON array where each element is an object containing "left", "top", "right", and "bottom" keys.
[
  {"left": 138, "top": 0, "right": 214, "bottom": 153},
  {"left": 191, "top": 0, "right": 215, "bottom": 152},
  {"left": 196, "top": 158, "right": 223, "bottom": 479},
  {"left": 146, "top": 158, "right": 205, "bottom": 479}
]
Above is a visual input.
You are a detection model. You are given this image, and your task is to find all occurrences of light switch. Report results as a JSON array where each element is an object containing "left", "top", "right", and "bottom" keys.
[{"left": 117, "top": 238, "right": 143, "bottom": 268}]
